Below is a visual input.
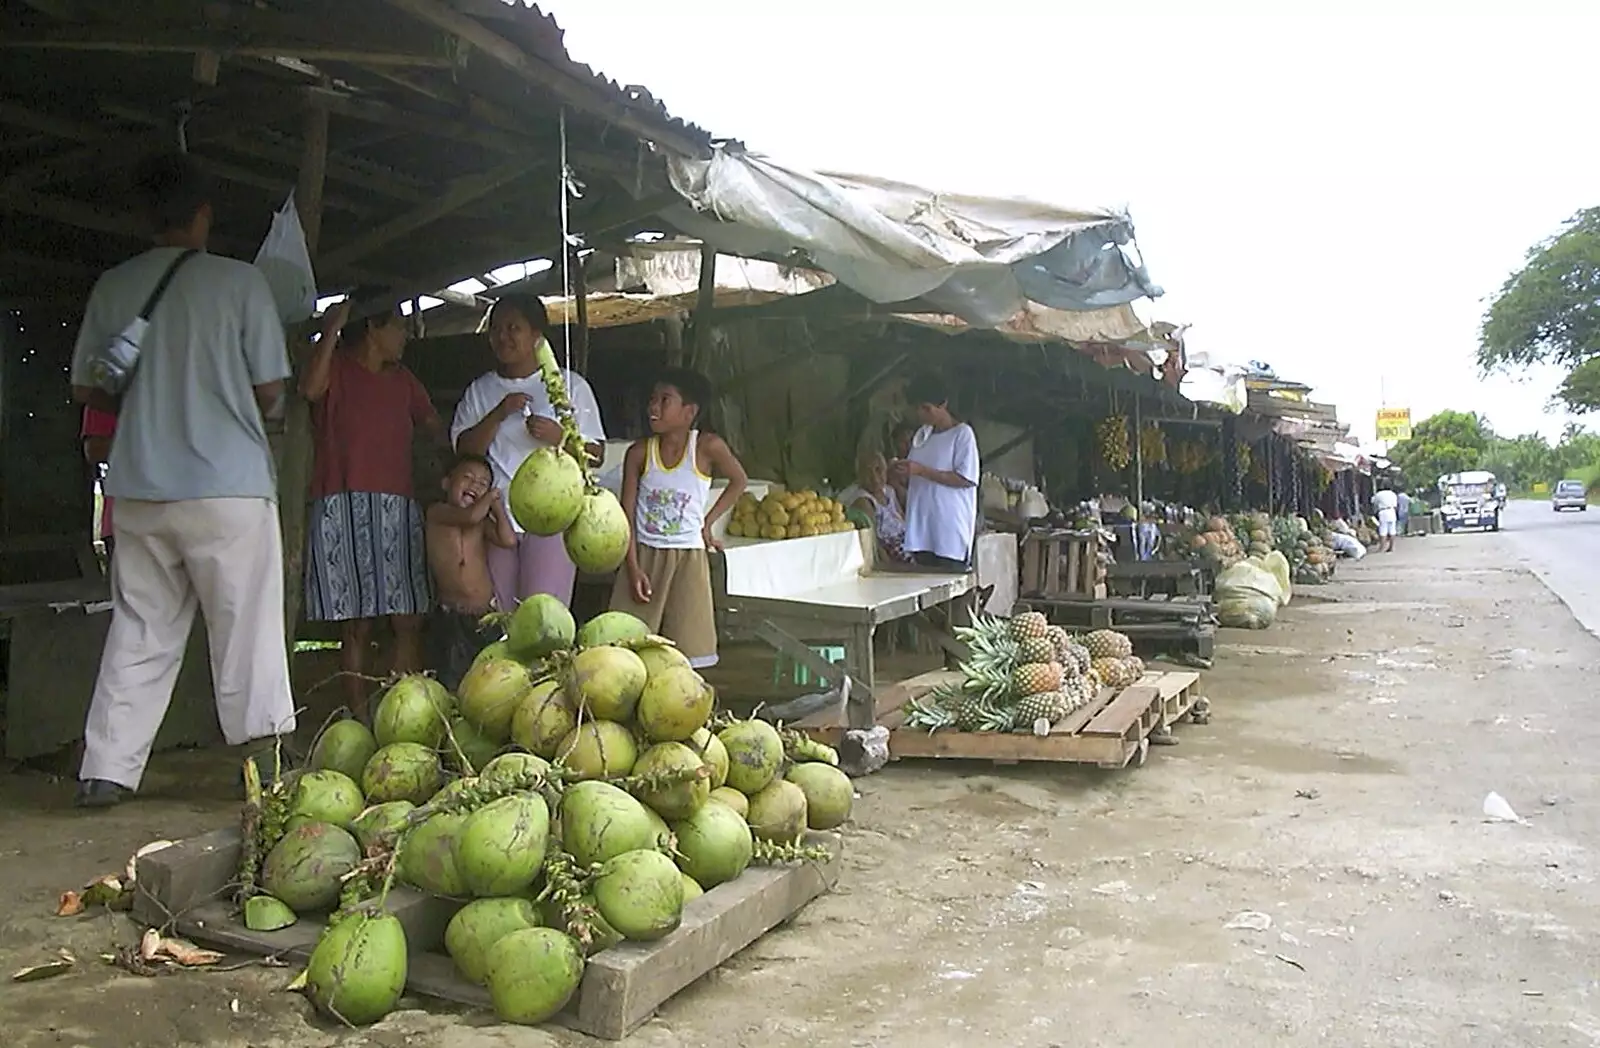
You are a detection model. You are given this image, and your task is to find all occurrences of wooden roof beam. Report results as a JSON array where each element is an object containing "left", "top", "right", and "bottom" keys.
[
  {"left": 0, "top": 26, "right": 455, "bottom": 67},
  {"left": 380, "top": 0, "right": 710, "bottom": 159},
  {"left": 319, "top": 156, "right": 541, "bottom": 271}
]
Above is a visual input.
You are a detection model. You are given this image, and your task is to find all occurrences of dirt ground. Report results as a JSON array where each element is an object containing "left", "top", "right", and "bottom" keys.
[{"left": 5, "top": 531, "right": 1599, "bottom": 1048}]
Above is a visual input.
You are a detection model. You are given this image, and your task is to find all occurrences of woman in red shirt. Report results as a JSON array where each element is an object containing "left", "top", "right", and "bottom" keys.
[{"left": 301, "top": 302, "right": 446, "bottom": 718}]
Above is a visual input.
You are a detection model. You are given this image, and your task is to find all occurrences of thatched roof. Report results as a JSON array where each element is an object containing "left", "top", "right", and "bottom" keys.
[{"left": 0, "top": 0, "right": 716, "bottom": 311}]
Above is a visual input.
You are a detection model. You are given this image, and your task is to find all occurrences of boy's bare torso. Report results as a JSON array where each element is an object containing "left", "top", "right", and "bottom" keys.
[{"left": 427, "top": 516, "right": 495, "bottom": 613}]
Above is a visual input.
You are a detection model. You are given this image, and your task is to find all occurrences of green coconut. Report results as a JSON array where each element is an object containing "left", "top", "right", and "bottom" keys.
[
  {"left": 509, "top": 681, "right": 577, "bottom": 760},
  {"left": 445, "top": 897, "right": 542, "bottom": 985},
  {"left": 707, "top": 786, "right": 749, "bottom": 818},
  {"left": 745, "top": 778, "right": 808, "bottom": 843},
  {"left": 642, "top": 804, "right": 675, "bottom": 852},
  {"left": 680, "top": 873, "right": 704, "bottom": 903},
  {"left": 672, "top": 800, "right": 754, "bottom": 888},
  {"left": 479, "top": 751, "right": 551, "bottom": 791},
  {"left": 591, "top": 849, "right": 684, "bottom": 942},
  {"left": 563, "top": 489, "right": 631, "bottom": 575},
  {"left": 786, "top": 762, "right": 854, "bottom": 830},
  {"left": 288, "top": 769, "right": 366, "bottom": 832},
  {"left": 373, "top": 674, "right": 453, "bottom": 749},
  {"left": 539, "top": 892, "right": 622, "bottom": 955},
  {"left": 457, "top": 658, "right": 534, "bottom": 743},
  {"left": 560, "top": 780, "right": 659, "bottom": 868},
  {"left": 568, "top": 645, "right": 648, "bottom": 721},
  {"left": 261, "top": 821, "right": 361, "bottom": 913},
  {"left": 398, "top": 779, "right": 474, "bottom": 897},
  {"left": 506, "top": 593, "right": 576, "bottom": 662},
  {"left": 307, "top": 719, "right": 378, "bottom": 785},
  {"left": 637, "top": 643, "right": 691, "bottom": 679},
  {"left": 305, "top": 912, "right": 408, "bottom": 1026},
  {"left": 557, "top": 720, "right": 638, "bottom": 780},
  {"left": 484, "top": 927, "right": 586, "bottom": 1025},
  {"left": 243, "top": 895, "right": 297, "bottom": 932},
  {"left": 631, "top": 742, "right": 710, "bottom": 821},
  {"left": 446, "top": 716, "right": 502, "bottom": 775},
  {"left": 636, "top": 665, "right": 713, "bottom": 743},
  {"left": 717, "top": 720, "right": 784, "bottom": 795},
  {"left": 576, "top": 610, "right": 650, "bottom": 649},
  {"left": 457, "top": 793, "right": 550, "bottom": 897},
  {"left": 688, "top": 727, "right": 729, "bottom": 789},
  {"left": 351, "top": 801, "right": 414, "bottom": 854},
  {"left": 361, "top": 742, "right": 443, "bottom": 806},
  {"left": 509, "top": 447, "right": 586, "bottom": 537},
  {"left": 471, "top": 638, "right": 512, "bottom": 673}
]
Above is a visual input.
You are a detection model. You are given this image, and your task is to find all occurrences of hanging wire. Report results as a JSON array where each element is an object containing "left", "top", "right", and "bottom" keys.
[
  {"left": 556, "top": 107, "right": 587, "bottom": 375},
  {"left": 174, "top": 100, "right": 193, "bottom": 154}
]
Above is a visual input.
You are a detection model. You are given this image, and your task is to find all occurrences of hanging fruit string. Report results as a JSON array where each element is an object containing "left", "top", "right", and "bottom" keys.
[
  {"left": 752, "top": 837, "right": 834, "bottom": 865},
  {"left": 537, "top": 851, "right": 601, "bottom": 949},
  {"left": 237, "top": 743, "right": 293, "bottom": 904}
]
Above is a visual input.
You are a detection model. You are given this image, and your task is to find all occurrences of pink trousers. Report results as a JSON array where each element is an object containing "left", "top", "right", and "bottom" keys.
[{"left": 487, "top": 531, "right": 577, "bottom": 610}]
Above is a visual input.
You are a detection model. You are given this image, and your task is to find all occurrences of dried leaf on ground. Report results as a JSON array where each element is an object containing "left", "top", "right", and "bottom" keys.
[
  {"left": 55, "top": 892, "right": 85, "bottom": 918},
  {"left": 11, "top": 960, "right": 73, "bottom": 983},
  {"left": 139, "top": 929, "right": 163, "bottom": 963},
  {"left": 157, "top": 938, "right": 224, "bottom": 967}
]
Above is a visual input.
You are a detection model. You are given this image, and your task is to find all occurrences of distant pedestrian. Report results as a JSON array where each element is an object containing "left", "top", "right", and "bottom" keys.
[
  {"left": 67, "top": 153, "right": 296, "bottom": 807},
  {"left": 1373, "top": 483, "right": 1399, "bottom": 553},
  {"left": 1397, "top": 489, "right": 1412, "bottom": 538}
]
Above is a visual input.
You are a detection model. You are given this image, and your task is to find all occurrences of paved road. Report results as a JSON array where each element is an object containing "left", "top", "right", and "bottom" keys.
[{"left": 1493, "top": 498, "right": 1600, "bottom": 635}]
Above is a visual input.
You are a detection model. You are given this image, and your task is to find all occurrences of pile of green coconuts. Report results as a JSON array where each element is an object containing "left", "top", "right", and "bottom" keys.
[{"left": 238, "top": 600, "right": 852, "bottom": 1028}]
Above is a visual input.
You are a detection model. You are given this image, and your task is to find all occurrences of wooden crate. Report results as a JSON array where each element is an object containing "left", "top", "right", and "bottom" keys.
[
  {"left": 132, "top": 826, "right": 840, "bottom": 1040},
  {"left": 800, "top": 670, "right": 1203, "bottom": 769},
  {"left": 1019, "top": 529, "right": 1106, "bottom": 600}
]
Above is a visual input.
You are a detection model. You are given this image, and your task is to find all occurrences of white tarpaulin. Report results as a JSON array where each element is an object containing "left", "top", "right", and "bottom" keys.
[{"left": 664, "top": 148, "right": 1162, "bottom": 328}]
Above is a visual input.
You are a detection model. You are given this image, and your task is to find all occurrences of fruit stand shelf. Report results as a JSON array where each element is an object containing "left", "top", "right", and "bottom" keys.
[
  {"left": 798, "top": 670, "right": 1204, "bottom": 769},
  {"left": 132, "top": 827, "right": 840, "bottom": 1041}
]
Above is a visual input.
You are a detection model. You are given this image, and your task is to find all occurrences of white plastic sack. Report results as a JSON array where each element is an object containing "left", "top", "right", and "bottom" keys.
[
  {"left": 254, "top": 191, "right": 317, "bottom": 324},
  {"left": 1215, "top": 561, "right": 1282, "bottom": 630},
  {"left": 1252, "top": 550, "right": 1293, "bottom": 606}
]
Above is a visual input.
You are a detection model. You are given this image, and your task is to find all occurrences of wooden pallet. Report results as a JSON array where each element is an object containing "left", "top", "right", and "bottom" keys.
[
  {"left": 131, "top": 826, "right": 839, "bottom": 1040},
  {"left": 1019, "top": 529, "right": 1106, "bottom": 600},
  {"left": 799, "top": 670, "right": 1203, "bottom": 769}
]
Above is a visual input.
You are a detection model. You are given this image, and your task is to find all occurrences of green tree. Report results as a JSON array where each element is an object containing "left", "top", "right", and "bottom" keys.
[
  {"left": 1479, "top": 208, "right": 1600, "bottom": 411},
  {"left": 1482, "top": 432, "right": 1557, "bottom": 491},
  {"left": 1388, "top": 410, "right": 1491, "bottom": 487}
]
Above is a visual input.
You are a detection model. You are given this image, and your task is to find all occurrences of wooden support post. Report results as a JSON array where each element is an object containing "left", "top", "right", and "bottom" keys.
[
  {"left": 570, "top": 245, "right": 590, "bottom": 375},
  {"left": 690, "top": 241, "right": 716, "bottom": 366},
  {"left": 278, "top": 104, "right": 329, "bottom": 642},
  {"left": 662, "top": 313, "right": 684, "bottom": 368},
  {"left": 1132, "top": 393, "right": 1144, "bottom": 511}
]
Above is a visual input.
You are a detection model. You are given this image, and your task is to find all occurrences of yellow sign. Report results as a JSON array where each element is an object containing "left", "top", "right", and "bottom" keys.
[{"left": 1375, "top": 407, "right": 1412, "bottom": 442}]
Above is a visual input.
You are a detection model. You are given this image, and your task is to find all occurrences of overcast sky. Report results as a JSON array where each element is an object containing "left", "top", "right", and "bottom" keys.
[{"left": 551, "top": 0, "right": 1599, "bottom": 445}]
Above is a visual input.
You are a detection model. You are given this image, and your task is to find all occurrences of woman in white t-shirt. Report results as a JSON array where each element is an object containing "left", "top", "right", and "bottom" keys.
[
  {"left": 450, "top": 295, "right": 606, "bottom": 608},
  {"left": 892, "top": 373, "right": 980, "bottom": 571}
]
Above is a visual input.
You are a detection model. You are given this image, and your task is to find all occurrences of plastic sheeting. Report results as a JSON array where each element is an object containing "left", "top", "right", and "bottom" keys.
[{"left": 664, "top": 148, "right": 1162, "bottom": 329}]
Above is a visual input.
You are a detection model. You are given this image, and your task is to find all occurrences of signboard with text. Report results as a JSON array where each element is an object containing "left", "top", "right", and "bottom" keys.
[{"left": 1375, "top": 407, "right": 1412, "bottom": 442}]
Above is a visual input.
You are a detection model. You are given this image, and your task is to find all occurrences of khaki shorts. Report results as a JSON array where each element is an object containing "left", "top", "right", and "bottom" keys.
[{"left": 609, "top": 545, "right": 718, "bottom": 666}]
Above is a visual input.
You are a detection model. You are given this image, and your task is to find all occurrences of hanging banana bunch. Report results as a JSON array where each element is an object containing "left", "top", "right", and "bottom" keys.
[
  {"left": 1139, "top": 423, "right": 1168, "bottom": 468},
  {"left": 1173, "top": 440, "right": 1211, "bottom": 475},
  {"left": 1313, "top": 462, "right": 1333, "bottom": 493},
  {"left": 1097, "top": 415, "right": 1132, "bottom": 471},
  {"left": 1235, "top": 440, "right": 1252, "bottom": 476}
]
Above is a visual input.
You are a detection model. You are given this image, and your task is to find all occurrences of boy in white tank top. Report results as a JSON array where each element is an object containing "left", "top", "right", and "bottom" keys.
[{"left": 611, "top": 369, "right": 747, "bottom": 668}]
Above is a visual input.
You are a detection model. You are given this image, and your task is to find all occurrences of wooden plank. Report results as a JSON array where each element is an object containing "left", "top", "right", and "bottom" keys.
[
  {"left": 752, "top": 620, "right": 856, "bottom": 693},
  {"left": 576, "top": 839, "right": 839, "bottom": 1039},
  {"left": 888, "top": 728, "right": 1129, "bottom": 766},
  {"left": 131, "top": 827, "right": 243, "bottom": 928},
  {"left": 1081, "top": 685, "right": 1160, "bottom": 737},
  {"left": 1048, "top": 686, "right": 1118, "bottom": 736}
]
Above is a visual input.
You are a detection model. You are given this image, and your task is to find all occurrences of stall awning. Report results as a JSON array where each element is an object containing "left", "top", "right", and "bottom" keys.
[{"left": 662, "top": 148, "right": 1162, "bottom": 329}]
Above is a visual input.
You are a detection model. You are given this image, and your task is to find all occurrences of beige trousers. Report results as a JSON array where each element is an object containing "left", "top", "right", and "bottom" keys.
[{"left": 80, "top": 497, "right": 297, "bottom": 789}]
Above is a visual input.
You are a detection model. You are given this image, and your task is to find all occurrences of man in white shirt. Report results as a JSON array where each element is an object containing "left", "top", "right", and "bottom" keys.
[
  {"left": 1372, "top": 484, "right": 1399, "bottom": 553},
  {"left": 68, "top": 153, "right": 296, "bottom": 807}
]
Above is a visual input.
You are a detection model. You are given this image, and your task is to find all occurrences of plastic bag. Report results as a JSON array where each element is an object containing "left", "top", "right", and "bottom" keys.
[
  {"left": 1215, "top": 561, "right": 1282, "bottom": 629},
  {"left": 1253, "top": 550, "right": 1293, "bottom": 606},
  {"left": 254, "top": 191, "right": 317, "bottom": 324}
]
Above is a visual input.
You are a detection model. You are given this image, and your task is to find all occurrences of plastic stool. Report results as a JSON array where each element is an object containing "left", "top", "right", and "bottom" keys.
[{"left": 772, "top": 645, "right": 845, "bottom": 686}]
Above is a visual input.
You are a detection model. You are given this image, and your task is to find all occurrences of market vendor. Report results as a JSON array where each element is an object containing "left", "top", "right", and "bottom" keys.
[
  {"left": 300, "top": 299, "right": 447, "bottom": 719},
  {"left": 892, "top": 373, "right": 980, "bottom": 571},
  {"left": 451, "top": 294, "right": 606, "bottom": 609},
  {"left": 838, "top": 446, "right": 910, "bottom": 564}
]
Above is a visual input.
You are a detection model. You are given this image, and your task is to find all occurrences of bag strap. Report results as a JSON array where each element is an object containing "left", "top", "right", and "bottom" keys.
[{"left": 138, "top": 248, "right": 199, "bottom": 320}]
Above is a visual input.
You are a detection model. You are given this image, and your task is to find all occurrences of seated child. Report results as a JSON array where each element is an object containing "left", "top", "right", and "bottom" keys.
[
  {"left": 611, "top": 368, "right": 747, "bottom": 668},
  {"left": 425, "top": 454, "right": 516, "bottom": 690}
]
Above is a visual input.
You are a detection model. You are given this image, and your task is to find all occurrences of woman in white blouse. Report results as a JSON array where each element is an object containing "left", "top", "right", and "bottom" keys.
[{"left": 891, "top": 373, "right": 980, "bottom": 571}]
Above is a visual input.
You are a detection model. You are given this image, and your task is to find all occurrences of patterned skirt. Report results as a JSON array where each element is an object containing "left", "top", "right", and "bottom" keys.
[{"left": 305, "top": 491, "right": 431, "bottom": 622}]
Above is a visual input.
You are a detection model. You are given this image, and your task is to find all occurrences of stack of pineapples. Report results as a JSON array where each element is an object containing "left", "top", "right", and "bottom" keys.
[{"left": 904, "top": 613, "right": 1144, "bottom": 733}]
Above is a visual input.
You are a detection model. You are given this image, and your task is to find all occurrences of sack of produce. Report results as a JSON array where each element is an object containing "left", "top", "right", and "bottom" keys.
[{"left": 1214, "top": 562, "right": 1282, "bottom": 629}]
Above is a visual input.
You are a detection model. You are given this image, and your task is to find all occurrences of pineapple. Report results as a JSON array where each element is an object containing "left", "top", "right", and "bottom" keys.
[
  {"left": 1091, "top": 656, "right": 1128, "bottom": 687},
  {"left": 1018, "top": 636, "right": 1055, "bottom": 664},
  {"left": 1084, "top": 629, "right": 1133, "bottom": 659},
  {"left": 1065, "top": 642, "right": 1091, "bottom": 676},
  {"left": 1013, "top": 661, "right": 1064, "bottom": 696},
  {"left": 1122, "top": 655, "right": 1146, "bottom": 682},
  {"left": 1016, "top": 690, "right": 1069, "bottom": 725},
  {"left": 1008, "top": 611, "right": 1050, "bottom": 642},
  {"left": 903, "top": 695, "right": 957, "bottom": 731}
]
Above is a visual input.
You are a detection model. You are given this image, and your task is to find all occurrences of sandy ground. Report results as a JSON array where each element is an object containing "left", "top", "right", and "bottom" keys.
[{"left": 4, "top": 528, "right": 1599, "bottom": 1048}]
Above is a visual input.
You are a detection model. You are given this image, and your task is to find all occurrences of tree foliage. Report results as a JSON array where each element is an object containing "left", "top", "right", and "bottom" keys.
[
  {"left": 1388, "top": 410, "right": 1490, "bottom": 486},
  {"left": 1479, "top": 208, "right": 1600, "bottom": 412},
  {"left": 1394, "top": 411, "right": 1600, "bottom": 491}
]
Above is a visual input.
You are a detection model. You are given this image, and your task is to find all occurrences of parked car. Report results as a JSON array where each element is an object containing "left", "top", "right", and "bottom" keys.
[{"left": 1553, "top": 479, "right": 1588, "bottom": 512}]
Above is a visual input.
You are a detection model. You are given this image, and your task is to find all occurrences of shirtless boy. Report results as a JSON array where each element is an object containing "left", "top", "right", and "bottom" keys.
[{"left": 425, "top": 454, "right": 516, "bottom": 689}]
